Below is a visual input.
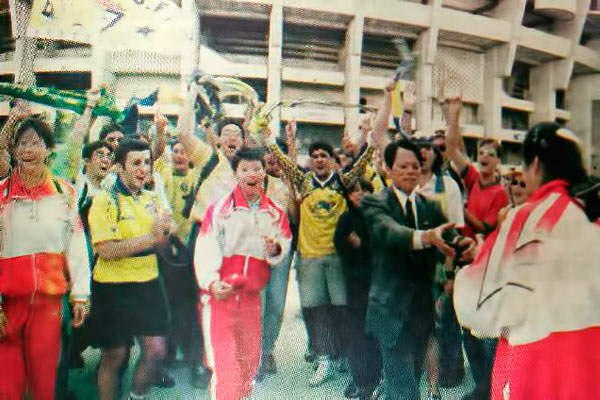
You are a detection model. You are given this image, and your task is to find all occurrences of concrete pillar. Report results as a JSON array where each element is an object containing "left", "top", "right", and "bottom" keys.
[
  {"left": 267, "top": 0, "right": 283, "bottom": 136},
  {"left": 11, "top": 0, "right": 36, "bottom": 87},
  {"left": 343, "top": 13, "right": 364, "bottom": 143},
  {"left": 530, "top": 63, "right": 555, "bottom": 124},
  {"left": 483, "top": 49, "right": 503, "bottom": 138},
  {"left": 566, "top": 74, "right": 600, "bottom": 170},
  {"left": 179, "top": 0, "right": 201, "bottom": 94},
  {"left": 415, "top": 30, "right": 435, "bottom": 135}
]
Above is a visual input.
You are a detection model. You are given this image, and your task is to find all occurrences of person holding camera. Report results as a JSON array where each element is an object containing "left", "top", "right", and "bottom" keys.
[{"left": 360, "top": 139, "right": 475, "bottom": 400}]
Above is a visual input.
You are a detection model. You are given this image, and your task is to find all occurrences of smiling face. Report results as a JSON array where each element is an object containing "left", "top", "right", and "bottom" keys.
[
  {"left": 171, "top": 143, "right": 189, "bottom": 173},
  {"left": 390, "top": 147, "right": 421, "bottom": 194},
  {"left": 219, "top": 124, "right": 243, "bottom": 161},
  {"left": 478, "top": 143, "right": 500, "bottom": 178},
  {"left": 119, "top": 150, "right": 152, "bottom": 194},
  {"left": 85, "top": 146, "right": 113, "bottom": 182},
  {"left": 235, "top": 159, "right": 266, "bottom": 200},
  {"left": 510, "top": 175, "right": 527, "bottom": 206},
  {"left": 15, "top": 128, "right": 50, "bottom": 169},
  {"left": 310, "top": 148, "right": 332, "bottom": 179}
]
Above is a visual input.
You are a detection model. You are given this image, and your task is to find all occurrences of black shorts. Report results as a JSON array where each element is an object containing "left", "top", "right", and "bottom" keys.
[{"left": 88, "top": 278, "right": 170, "bottom": 349}]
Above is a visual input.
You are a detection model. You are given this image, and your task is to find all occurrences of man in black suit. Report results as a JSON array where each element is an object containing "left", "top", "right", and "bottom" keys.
[{"left": 361, "top": 139, "right": 473, "bottom": 399}]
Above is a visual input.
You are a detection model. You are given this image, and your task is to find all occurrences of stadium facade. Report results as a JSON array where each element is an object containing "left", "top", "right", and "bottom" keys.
[{"left": 1, "top": 0, "right": 600, "bottom": 170}]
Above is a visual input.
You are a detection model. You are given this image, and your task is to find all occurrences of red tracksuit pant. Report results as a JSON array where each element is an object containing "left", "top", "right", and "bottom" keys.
[
  {"left": 200, "top": 291, "right": 262, "bottom": 400},
  {"left": 0, "top": 295, "right": 63, "bottom": 400}
]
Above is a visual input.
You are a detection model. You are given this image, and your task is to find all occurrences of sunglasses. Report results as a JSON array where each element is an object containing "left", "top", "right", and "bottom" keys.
[
  {"left": 511, "top": 180, "right": 525, "bottom": 188},
  {"left": 435, "top": 144, "right": 446, "bottom": 152}
]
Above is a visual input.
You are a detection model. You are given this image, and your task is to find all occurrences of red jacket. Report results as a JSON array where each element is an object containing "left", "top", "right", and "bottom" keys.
[
  {"left": 194, "top": 185, "right": 291, "bottom": 294},
  {"left": 0, "top": 172, "right": 90, "bottom": 301}
]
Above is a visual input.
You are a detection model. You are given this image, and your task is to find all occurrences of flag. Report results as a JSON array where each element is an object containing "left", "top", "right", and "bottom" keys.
[
  {"left": 28, "top": 0, "right": 97, "bottom": 43},
  {"left": 28, "top": 0, "right": 187, "bottom": 54},
  {"left": 97, "top": 0, "right": 187, "bottom": 54}
]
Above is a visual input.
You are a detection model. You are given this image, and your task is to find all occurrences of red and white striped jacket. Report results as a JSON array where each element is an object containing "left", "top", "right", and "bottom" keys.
[
  {"left": 454, "top": 179, "right": 600, "bottom": 345},
  {"left": 0, "top": 172, "right": 90, "bottom": 302},
  {"left": 194, "top": 185, "right": 291, "bottom": 294}
]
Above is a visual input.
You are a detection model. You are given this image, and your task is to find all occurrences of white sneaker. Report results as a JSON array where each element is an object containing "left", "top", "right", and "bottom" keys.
[{"left": 308, "top": 356, "right": 334, "bottom": 387}]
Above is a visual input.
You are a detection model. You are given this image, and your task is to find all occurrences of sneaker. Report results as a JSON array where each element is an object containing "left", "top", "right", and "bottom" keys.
[
  {"left": 191, "top": 366, "right": 211, "bottom": 389},
  {"left": 308, "top": 356, "right": 334, "bottom": 387}
]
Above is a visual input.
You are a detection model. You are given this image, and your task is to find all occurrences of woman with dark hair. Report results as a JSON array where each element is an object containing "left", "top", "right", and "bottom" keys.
[
  {"left": 334, "top": 177, "right": 381, "bottom": 400},
  {"left": 0, "top": 117, "right": 91, "bottom": 399},
  {"left": 454, "top": 122, "right": 600, "bottom": 399}
]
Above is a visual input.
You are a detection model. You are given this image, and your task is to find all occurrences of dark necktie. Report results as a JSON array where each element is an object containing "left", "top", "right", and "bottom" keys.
[{"left": 405, "top": 198, "right": 416, "bottom": 229}]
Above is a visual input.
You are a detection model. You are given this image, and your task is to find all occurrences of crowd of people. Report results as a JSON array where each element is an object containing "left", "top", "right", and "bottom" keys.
[{"left": 0, "top": 74, "right": 599, "bottom": 400}]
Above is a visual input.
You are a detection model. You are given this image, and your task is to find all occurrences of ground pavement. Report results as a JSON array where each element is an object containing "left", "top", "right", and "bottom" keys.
[{"left": 69, "top": 269, "right": 474, "bottom": 399}]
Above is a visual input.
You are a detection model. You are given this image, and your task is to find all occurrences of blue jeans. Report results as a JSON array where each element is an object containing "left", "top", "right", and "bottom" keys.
[{"left": 261, "top": 250, "right": 294, "bottom": 356}]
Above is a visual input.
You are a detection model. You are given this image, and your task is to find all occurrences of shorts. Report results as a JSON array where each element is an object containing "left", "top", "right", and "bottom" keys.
[
  {"left": 88, "top": 279, "right": 170, "bottom": 349},
  {"left": 298, "top": 254, "right": 347, "bottom": 307}
]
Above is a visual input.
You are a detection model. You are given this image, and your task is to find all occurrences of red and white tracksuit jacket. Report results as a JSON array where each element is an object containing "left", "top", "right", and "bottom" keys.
[
  {"left": 0, "top": 172, "right": 90, "bottom": 400},
  {"left": 454, "top": 180, "right": 600, "bottom": 399},
  {"left": 194, "top": 186, "right": 291, "bottom": 400}
]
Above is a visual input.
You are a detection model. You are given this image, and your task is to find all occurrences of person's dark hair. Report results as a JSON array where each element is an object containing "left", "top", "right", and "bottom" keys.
[
  {"left": 431, "top": 132, "right": 445, "bottom": 143},
  {"left": 309, "top": 141, "right": 334, "bottom": 158},
  {"left": 217, "top": 120, "right": 243, "bottom": 137},
  {"left": 275, "top": 138, "right": 288, "bottom": 155},
  {"left": 415, "top": 138, "right": 443, "bottom": 175},
  {"left": 99, "top": 123, "right": 124, "bottom": 141},
  {"left": 523, "top": 122, "right": 587, "bottom": 187},
  {"left": 383, "top": 139, "right": 423, "bottom": 169},
  {"left": 14, "top": 117, "right": 54, "bottom": 149},
  {"left": 479, "top": 138, "right": 502, "bottom": 160},
  {"left": 133, "top": 132, "right": 151, "bottom": 144},
  {"left": 82, "top": 140, "right": 112, "bottom": 161},
  {"left": 230, "top": 147, "right": 266, "bottom": 171},
  {"left": 113, "top": 138, "right": 152, "bottom": 167}
]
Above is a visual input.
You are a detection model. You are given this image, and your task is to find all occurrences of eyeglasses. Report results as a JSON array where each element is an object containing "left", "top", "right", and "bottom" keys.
[{"left": 511, "top": 180, "right": 525, "bottom": 188}]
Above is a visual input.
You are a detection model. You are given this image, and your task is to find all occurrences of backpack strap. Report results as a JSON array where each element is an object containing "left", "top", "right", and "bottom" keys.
[{"left": 181, "top": 150, "right": 219, "bottom": 219}]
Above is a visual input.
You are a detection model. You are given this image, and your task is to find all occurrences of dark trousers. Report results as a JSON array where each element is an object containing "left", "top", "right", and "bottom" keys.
[
  {"left": 437, "top": 294, "right": 465, "bottom": 385},
  {"left": 346, "top": 305, "right": 382, "bottom": 391},
  {"left": 163, "top": 262, "right": 203, "bottom": 367},
  {"left": 380, "top": 322, "right": 432, "bottom": 400},
  {"left": 463, "top": 331, "right": 497, "bottom": 399}
]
